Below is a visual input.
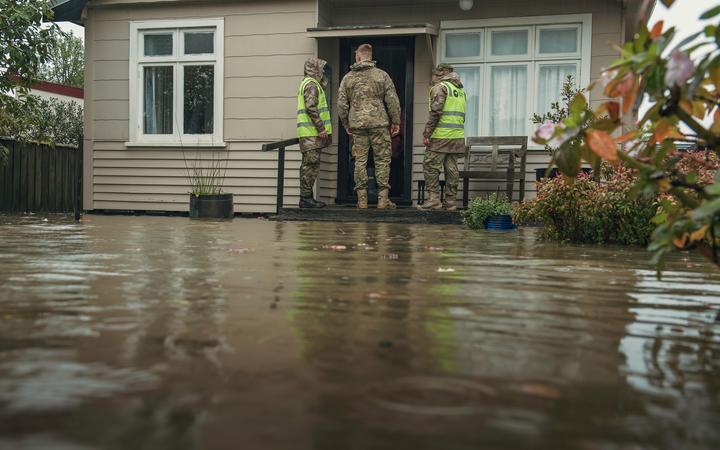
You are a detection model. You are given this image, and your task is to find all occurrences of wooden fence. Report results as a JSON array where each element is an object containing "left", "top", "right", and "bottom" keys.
[{"left": 0, "top": 139, "right": 82, "bottom": 213}]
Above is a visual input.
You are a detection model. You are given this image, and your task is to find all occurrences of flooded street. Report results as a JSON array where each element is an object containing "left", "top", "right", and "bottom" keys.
[{"left": 1, "top": 214, "right": 719, "bottom": 450}]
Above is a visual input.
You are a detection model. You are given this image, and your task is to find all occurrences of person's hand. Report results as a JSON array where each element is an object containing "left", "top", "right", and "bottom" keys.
[
  {"left": 318, "top": 130, "right": 328, "bottom": 140},
  {"left": 390, "top": 124, "right": 400, "bottom": 137},
  {"left": 346, "top": 128, "right": 354, "bottom": 136},
  {"left": 423, "top": 137, "right": 430, "bottom": 146}
]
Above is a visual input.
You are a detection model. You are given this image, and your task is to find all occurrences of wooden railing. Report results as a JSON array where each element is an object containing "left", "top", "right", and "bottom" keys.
[{"left": 261, "top": 138, "right": 299, "bottom": 214}]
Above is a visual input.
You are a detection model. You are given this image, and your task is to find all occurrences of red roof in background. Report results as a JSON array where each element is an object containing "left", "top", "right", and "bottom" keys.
[{"left": 31, "top": 80, "right": 84, "bottom": 99}]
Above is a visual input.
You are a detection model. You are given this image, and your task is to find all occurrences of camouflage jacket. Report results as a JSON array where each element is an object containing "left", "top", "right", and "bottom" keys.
[
  {"left": 423, "top": 73, "right": 466, "bottom": 154},
  {"left": 299, "top": 58, "right": 331, "bottom": 152},
  {"left": 337, "top": 60, "right": 401, "bottom": 130}
]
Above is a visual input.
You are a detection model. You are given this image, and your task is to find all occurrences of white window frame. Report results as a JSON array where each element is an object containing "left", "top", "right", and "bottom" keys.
[
  {"left": 487, "top": 26, "right": 532, "bottom": 61},
  {"left": 128, "top": 18, "right": 225, "bottom": 147},
  {"left": 439, "top": 14, "right": 592, "bottom": 145},
  {"left": 535, "top": 24, "right": 582, "bottom": 59},
  {"left": 442, "top": 30, "right": 484, "bottom": 63}
]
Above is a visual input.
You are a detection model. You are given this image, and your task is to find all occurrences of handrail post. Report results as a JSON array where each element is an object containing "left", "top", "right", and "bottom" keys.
[
  {"left": 276, "top": 145, "right": 285, "bottom": 214},
  {"left": 261, "top": 138, "right": 297, "bottom": 215}
]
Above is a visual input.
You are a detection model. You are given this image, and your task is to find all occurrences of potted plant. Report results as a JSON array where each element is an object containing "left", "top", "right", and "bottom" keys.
[
  {"left": 183, "top": 148, "right": 233, "bottom": 219},
  {"left": 462, "top": 193, "right": 514, "bottom": 230}
]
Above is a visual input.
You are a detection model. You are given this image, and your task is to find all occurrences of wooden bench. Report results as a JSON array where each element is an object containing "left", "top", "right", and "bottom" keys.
[{"left": 460, "top": 136, "right": 528, "bottom": 207}]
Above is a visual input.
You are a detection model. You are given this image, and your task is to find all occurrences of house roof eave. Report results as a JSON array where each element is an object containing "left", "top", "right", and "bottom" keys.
[{"left": 50, "top": 0, "right": 88, "bottom": 25}]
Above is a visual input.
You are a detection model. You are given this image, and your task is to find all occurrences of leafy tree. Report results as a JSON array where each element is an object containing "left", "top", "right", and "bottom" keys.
[
  {"left": 0, "top": 0, "right": 60, "bottom": 163},
  {"left": 533, "top": 0, "right": 720, "bottom": 271},
  {"left": 0, "top": 0, "right": 59, "bottom": 97},
  {"left": 38, "top": 31, "right": 84, "bottom": 87}
]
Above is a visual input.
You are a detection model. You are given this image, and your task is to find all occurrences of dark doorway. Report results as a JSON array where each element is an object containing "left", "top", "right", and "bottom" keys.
[{"left": 336, "top": 36, "right": 414, "bottom": 206}]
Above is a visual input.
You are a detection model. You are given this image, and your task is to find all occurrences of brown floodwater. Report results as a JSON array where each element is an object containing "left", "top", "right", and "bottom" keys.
[{"left": 0, "top": 214, "right": 719, "bottom": 450}]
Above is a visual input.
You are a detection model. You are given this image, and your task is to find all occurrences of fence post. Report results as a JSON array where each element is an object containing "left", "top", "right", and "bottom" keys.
[
  {"left": 276, "top": 145, "right": 285, "bottom": 215},
  {"left": 74, "top": 140, "right": 83, "bottom": 221}
]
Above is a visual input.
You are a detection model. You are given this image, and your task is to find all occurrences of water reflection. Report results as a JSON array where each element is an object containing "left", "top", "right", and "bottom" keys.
[{"left": 0, "top": 215, "right": 719, "bottom": 449}]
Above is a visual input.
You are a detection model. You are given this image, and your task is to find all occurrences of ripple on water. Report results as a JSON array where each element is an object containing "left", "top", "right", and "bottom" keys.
[{"left": 0, "top": 350, "right": 158, "bottom": 413}]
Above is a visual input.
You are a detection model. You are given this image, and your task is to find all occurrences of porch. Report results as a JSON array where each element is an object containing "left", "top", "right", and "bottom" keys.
[{"left": 275, "top": 206, "right": 463, "bottom": 224}]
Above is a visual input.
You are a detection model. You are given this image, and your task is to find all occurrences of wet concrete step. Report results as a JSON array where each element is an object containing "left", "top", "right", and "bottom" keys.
[{"left": 274, "top": 206, "right": 463, "bottom": 224}]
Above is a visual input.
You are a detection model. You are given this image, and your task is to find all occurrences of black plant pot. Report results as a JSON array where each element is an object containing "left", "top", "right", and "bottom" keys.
[{"left": 189, "top": 193, "right": 234, "bottom": 219}]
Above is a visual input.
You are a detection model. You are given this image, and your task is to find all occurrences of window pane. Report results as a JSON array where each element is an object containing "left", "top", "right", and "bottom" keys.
[
  {"left": 539, "top": 28, "right": 578, "bottom": 54},
  {"left": 454, "top": 67, "right": 480, "bottom": 137},
  {"left": 491, "top": 30, "right": 528, "bottom": 56},
  {"left": 489, "top": 65, "right": 527, "bottom": 135},
  {"left": 537, "top": 64, "right": 577, "bottom": 116},
  {"left": 144, "top": 34, "right": 173, "bottom": 56},
  {"left": 143, "top": 66, "right": 173, "bottom": 135},
  {"left": 185, "top": 32, "right": 214, "bottom": 55},
  {"left": 184, "top": 65, "right": 214, "bottom": 135},
  {"left": 445, "top": 33, "right": 481, "bottom": 58}
]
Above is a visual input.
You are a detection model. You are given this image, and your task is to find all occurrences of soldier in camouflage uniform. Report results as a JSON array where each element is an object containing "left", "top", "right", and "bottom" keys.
[
  {"left": 297, "top": 57, "right": 332, "bottom": 208},
  {"left": 418, "top": 63, "right": 466, "bottom": 211},
  {"left": 338, "top": 44, "right": 401, "bottom": 209}
]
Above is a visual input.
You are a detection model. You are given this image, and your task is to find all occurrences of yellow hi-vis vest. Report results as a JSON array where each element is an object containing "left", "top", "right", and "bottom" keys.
[
  {"left": 430, "top": 81, "right": 466, "bottom": 139},
  {"left": 297, "top": 77, "right": 332, "bottom": 138}
]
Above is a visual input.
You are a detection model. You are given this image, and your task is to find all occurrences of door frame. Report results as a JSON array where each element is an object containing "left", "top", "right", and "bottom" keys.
[{"left": 336, "top": 36, "right": 415, "bottom": 205}]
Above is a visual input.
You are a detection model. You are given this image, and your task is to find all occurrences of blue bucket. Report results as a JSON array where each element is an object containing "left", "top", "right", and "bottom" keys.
[{"left": 484, "top": 214, "right": 516, "bottom": 230}]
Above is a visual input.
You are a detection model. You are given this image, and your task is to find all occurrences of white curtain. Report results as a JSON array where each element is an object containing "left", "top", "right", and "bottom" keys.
[
  {"left": 537, "top": 64, "right": 577, "bottom": 116},
  {"left": 489, "top": 65, "right": 527, "bottom": 135},
  {"left": 454, "top": 67, "right": 480, "bottom": 137}
]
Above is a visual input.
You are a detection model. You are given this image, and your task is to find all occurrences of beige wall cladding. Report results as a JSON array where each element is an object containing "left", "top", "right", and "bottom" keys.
[
  {"left": 85, "top": 0, "right": 624, "bottom": 212},
  {"left": 91, "top": 142, "right": 302, "bottom": 213},
  {"left": 85, "top": 0, "right": 316, "bottom": 212}
]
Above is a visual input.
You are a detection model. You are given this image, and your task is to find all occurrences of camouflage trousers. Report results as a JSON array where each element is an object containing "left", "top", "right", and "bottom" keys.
[
  {"left": 423, "top": 150, "right": 459, "bottom": 198},
  {"left": 352, "top": 127, "right": 391, "bottom": 191},
  {"left": 300, "top": 149, "right": 321, "bottom": 197}
]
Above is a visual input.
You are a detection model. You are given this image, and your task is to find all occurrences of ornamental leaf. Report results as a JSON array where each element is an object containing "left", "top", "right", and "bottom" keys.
[{"left": 587, "top": 130, "right": 618, "bottom": 161}]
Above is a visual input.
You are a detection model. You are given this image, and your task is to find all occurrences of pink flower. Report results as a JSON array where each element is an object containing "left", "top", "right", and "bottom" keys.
[
  {"left": 536, "top": 120, "right": 555, "bottom": 141},
  {"left": 665, "top": 51, "right": 694, "bottom": 87}
]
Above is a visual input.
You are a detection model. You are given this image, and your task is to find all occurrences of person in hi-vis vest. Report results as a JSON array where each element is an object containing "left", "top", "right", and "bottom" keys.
[
  {"left": 296, "top": 58, "right": 332, "bottom": 208},
  {"left": 418, "top": 63, "right": 466, "bottom": 211}
]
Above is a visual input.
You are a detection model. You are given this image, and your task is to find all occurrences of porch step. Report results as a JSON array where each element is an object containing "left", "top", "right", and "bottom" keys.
[{"left": 274, "top": 206, "right": 463, "bottom": 224}]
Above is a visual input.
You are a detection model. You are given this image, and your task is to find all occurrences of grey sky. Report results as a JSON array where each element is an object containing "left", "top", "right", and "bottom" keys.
[
  {"left": 649, "top": 0, "right": 715, "bottom": 50},
  {"left": 57, "top": 21, "right": 84, "bottom": 40}
]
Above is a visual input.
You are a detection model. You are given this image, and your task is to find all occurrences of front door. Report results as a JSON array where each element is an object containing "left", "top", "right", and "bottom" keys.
[{"left": 336, "top": 36, "right": 414, "bottom": 206}]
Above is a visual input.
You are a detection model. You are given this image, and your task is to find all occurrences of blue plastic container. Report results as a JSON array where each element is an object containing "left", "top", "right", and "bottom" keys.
[{"left": 484, "top": 214, "right": 516, "bottom": 230}]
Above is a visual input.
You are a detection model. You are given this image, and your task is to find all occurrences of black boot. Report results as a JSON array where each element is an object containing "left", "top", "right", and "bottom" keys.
[{"left": 299, "top": 196, "right": 326, "bottom": 208}]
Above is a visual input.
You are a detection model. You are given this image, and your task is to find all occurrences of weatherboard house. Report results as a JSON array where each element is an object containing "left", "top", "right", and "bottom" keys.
[{"left": 51, "top": 0, "right": 649, "bottom": 213}]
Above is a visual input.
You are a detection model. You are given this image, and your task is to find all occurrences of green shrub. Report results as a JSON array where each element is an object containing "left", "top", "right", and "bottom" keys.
[
  {"left": 463, "top": 193, "right": 512, "bottom": 230},
  {"left": 514, "top": 153, "right": 719, "bottom": 247},
  {"left": 513, "top": 165, "right": 658, "bottom": 245},
  {"left": 0, "top": 94, "right": 83, "bottom": 148}
]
